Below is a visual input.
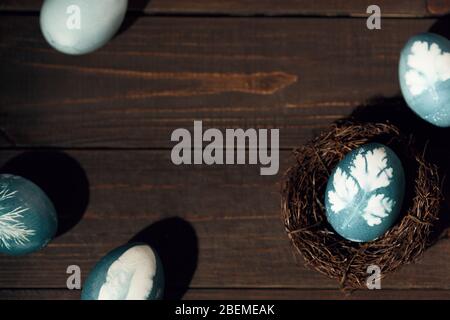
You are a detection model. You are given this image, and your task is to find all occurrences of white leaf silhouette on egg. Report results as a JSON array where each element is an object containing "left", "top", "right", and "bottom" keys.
[
  {"left": 363, "top": 194, "right": 394, "bottom": 227},
  {"left": 327, "top": 168, "right": 358, "bottom": 213},
  {"left": 405, "top": 41, "right": 450, "bottom": 98},
  {"left": 0, "top": 185, "right": 35, "bottom": 249},
  {"left": 327, "top": 147, "right": 395, "bottom": 227},
  {"left": 99, "top": 245, "right": 157, "bottom": 300}
]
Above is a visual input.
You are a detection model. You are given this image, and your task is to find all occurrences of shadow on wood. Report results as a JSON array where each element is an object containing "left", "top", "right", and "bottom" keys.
[
  {"left": 0, "top": 151, "right": 89, "bottom": 237},
  {"left": 130, "top": 217, "right": 198, "bottom": 300},
  {"left": 348, "top": 96, "right": 450, "bottom": 241},
  {"left": 429, "top": 13, "right": 450, "bottom": 38},
  {"left": 427, "top": 13, "right": 450, "bottom": 239},
  {"left": 117, "top": 0, "right": 152, "bottom": 37}
]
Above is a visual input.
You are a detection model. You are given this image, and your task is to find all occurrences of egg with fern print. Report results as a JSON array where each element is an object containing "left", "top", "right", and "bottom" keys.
[
  {"left": 40, "top": 0, "right": 128, "bottom": 55},
  {"left": 0, "top": 174, "right": 57, "bottom": 256},
  {"left": 399, "top": 33, "right": 450, "bottom": 127},
  {"left": 81, "top": 243, "right": 164, "bottom": 300},
  {"left": 324, "top": 143, "right": 405, "bottom": 242}
]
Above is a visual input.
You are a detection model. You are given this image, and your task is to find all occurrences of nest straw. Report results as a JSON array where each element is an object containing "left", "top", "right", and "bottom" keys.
[{"left": 281, "top": 122, "right": 443, "bottom": 289}]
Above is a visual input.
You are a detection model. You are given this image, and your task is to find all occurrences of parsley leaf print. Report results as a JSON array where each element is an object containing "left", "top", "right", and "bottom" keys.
[
  {"left": 363, "top": 194, "right": 394, "bottom": 227},
  {"left": 327, "top": 147, "right": 395, "bottom": 227},
  {"left": 405, "top": 41, "right": 450, "bottom": 98},
  {"left": 349, "top": 147, "right": 393, "bottom": 192},
  {"left": 327, "top": 168, "right": 358, "bottom": 213}
]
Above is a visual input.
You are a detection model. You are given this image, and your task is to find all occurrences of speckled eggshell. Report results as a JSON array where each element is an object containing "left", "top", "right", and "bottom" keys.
[
  {"left": 399, "top": 33, "right": 450, "bottom": 127},
  {"left": 324, "top": 143, "right": 405, "bottom": 242},
  {"left": 40, "top": 0, "right": 128, "bottom": 55},
  {"left": 81, "top": 243, "right": 165, "bottom": 300},
  {"left": 0, "top": 174, "right": 57, "bottom": 256}
]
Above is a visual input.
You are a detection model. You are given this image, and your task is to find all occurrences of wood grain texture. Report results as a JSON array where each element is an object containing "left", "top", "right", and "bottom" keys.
[
  {"left": 184, "top": 289, "right": 450, "bottom": 300},
  {"left": 1, "top": 2, "right": 450, "bottom": 300},
  {"left": 0, "top": 290, "right": 79, "bottom": 300},
  {"left": 1, "top": 288, "right": 450, "bottom": 300},
  {"left": 0, "top": 150, "right": 448, "bottom": 292},
  {"left": 0, "top": 16, "right": 440, "bottom": 149},
  {"left": 0, "top": 0, "right": 441, "bottom": 17}
]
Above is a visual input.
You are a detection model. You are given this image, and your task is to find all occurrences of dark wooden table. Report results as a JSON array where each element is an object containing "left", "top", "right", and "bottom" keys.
[{"left": 1, "top": 0, "right": 450, "bottom": 300}]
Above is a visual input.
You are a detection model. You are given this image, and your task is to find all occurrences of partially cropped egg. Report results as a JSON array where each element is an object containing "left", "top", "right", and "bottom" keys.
[
  {"left": 0, "top": 174, "right": 57, "bottom": 255},
  {"left": 399, "top": 33, "right": 450, "bottom": 127},
  {"left": 40, "top": 0, "right": 128, "bottom": 55},
  {"left": 81, "top": 243, "right": 165, "bottom": 300}
]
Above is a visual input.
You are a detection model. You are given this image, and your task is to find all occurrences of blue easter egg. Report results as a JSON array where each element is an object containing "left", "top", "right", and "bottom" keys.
[
  {"left": 324, "top": 143, "right": 405, "bottom": 242},
  {"left": 40, "top": 0, "right": 128, "bottom": 55},
  {"left": 0, "top": 174, "right": 57, "bottom": 255},
  {"left": 399, "top": 33, "right": 450, "bottom": 127},
  {"left": 81, "top": 243, "right": 165, "bottom": 300}
]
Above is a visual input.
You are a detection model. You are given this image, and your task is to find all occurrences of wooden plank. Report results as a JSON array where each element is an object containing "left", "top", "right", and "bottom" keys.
[
  {"left": 0, "top": 150, "right": 449, "bottom": 290},
  {"left": 1, "top": 288, "right": 450, "bottom": 300},
  {"left": 0, "top": 16, "right": 443, "bottom": 149},
  {"left": 0, "top": 289, "right": 79, "bottom": 300},
  {"left": 184, "top": 289, "right": 450, "bottom": 300},
  {"left": 0, "top": 0, "right": 445, "bottom": 17}
]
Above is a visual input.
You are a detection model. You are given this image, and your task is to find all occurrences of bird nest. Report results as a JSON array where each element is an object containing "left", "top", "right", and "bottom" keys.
[{"left": 281, "top": 122, "right": 443, "bottom": 289}]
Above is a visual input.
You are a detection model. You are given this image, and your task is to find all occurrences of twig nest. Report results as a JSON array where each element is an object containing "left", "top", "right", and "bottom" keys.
[{"left": 281, "top": 122, "right": 443, "bottom": 289}]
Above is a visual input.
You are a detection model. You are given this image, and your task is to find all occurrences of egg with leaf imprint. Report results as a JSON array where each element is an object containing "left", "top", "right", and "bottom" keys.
[
  {"left": 0, "top": 174, "right": 57, "bottom": 256},
  {"left": 81, "top": 243, "right": 165, "bottom": 300},
  {"left": 399, "top": 33, "right": 450, "bottom": 127},
  {"left": 40, "top": 0, "right": 128, "bottom": 55},
  {"left": 324, "top": 143, "right": 405, "bottom": 242}
]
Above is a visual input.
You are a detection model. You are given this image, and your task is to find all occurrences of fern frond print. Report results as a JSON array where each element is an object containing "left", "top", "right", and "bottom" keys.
[{"left": 0, "top": 185, "right": 35, "bottom": 249}]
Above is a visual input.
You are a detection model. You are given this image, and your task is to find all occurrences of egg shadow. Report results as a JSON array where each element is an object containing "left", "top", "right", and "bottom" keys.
[
  {"left": 130, "top": 217, "right": 198, "bottom": 300},
  {"left": 116, "top": 0, "right": 152, "bottom": 37},
  {"left": 348, "top": 95, "right": 450, "bottom": 240},
  {"left": 429, "top": 14, "right": 450, "bottom": 39},
  {"left": 0, "top": 151, "right": 90, "bottom": 237},
  {"left": 428, "top": 14, "right": 450, "bottom": 236}
]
